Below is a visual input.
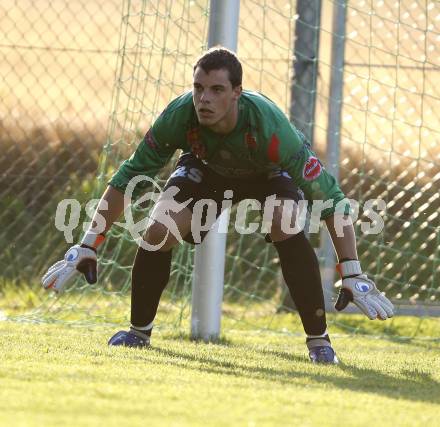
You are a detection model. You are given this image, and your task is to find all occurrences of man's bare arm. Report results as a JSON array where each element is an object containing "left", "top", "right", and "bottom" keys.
[
  {"left": 89, "top": 185, "right": 130, "bottom": 235},
  {"left": 324, "top": 214, "right": 358, "bottom": 261}
]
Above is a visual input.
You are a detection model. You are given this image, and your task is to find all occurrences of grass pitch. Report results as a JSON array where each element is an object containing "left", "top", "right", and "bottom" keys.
[{"left": 1, "top": 321, "right": 439, "bottom": 427}]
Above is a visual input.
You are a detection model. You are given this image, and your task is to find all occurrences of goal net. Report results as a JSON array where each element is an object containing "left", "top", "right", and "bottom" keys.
[{"left": 1, "top": 0, "right": 439, "bottom": 338}]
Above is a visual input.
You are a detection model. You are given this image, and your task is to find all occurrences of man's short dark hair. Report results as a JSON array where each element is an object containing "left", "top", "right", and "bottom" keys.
[{"left": 193, "top": 47, "right": 242, "bottom": 88}]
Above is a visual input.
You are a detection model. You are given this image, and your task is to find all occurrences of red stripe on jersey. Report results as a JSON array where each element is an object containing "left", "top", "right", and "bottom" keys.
[
  {"left": 268, "top": 134, "right": 280, "bottom": 163},
  {"left": 93, "top": 234, "right": 105, "bottom": 248}
]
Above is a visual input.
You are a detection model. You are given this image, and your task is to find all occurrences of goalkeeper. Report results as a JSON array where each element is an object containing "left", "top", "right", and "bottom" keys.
[{"left": 42, "top": 47, "right": 394, "bottom": 364}]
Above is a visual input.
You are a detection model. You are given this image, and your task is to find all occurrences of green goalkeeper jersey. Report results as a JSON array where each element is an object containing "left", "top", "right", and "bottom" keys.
[{"left": 109, "top": 90, "right": 349, "bottom": 219}]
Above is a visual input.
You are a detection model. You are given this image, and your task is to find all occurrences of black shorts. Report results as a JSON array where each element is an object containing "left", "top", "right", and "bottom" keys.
[{"left": 163, "top": 153, "right": 303, "bottom": 243}]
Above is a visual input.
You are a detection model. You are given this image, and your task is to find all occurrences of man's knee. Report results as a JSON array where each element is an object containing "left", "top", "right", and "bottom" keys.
[
  {"left": 144, "top": 222, "right": 179, "bottom": 252},
  {"left": 144, "top": 203, "right": 193, "bottom": 251}
]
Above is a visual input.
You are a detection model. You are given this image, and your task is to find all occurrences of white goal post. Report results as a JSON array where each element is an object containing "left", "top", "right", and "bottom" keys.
[{"left": 190, "top": 0, "right": 241, "bottom": 342}]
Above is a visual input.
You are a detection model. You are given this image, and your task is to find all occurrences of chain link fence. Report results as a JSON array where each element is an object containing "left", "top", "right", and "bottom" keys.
[
  {"left": 1, "top": 1, "right": 439, "bottom": 325},
  {"left": 1, "top": 0, "right": 122, "bottom": 281}
]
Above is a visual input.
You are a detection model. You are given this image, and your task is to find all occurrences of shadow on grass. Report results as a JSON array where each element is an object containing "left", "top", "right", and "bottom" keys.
[
  {"left": 331, "top": 317, "right": 440, "bottom": 350},
  {"left": 149, "top": 344, "right": 440, "bottom": 405},
  {"left": 259, "top": 346, "right": 440, "bottom": 402}
]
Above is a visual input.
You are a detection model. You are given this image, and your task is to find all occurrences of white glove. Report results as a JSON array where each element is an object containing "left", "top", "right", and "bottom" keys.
[
  {"left": 41, "top": 231, "right": 104, "bottom": 293},
  {"left": 334, "top": 260, "right": 394, "bottom": 320},
  {"left": 41, "top": 245, "right": 97, "bottom": 293}
]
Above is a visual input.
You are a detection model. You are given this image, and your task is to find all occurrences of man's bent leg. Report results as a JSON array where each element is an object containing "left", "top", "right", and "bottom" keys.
[
  {"left": 270, "top": 203, "right": 337, "bottom": 363},
  {"left": 264, "top": 196, "right": 327, "bottom": 336},
  {"left": 260, "top": 172, "right": 337, "bottom": 362},
  {"left": 127, "top": 153, "right": 214, "bottom": 340},
  {"left": 272, "top": 231, "right": 327, "bottom": 337},
  {"left": 130, "top": 245, "right": 172, "bottom": 331},
  {"left": 110, "top": 153, "right": 226, "bottom": 347},
  {"left": 130, "top": 204, "right": 193, "bottom": 334}
]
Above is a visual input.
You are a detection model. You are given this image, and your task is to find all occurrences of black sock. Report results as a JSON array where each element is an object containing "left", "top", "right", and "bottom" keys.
[
  {"left": 130, "top": 246, "right": 172, "bottom": 328},
  {"left": 274, "top": 232, "right": 327, "bottom": 336}
]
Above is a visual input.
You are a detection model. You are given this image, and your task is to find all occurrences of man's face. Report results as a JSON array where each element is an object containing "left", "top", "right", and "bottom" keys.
[{"left": 193, "top": 66, "right": 241, "bottom": 128}]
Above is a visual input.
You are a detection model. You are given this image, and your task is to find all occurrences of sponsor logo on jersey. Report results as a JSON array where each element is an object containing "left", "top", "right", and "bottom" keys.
[
  {"left": 302, "top": 156, "right": 322, "bottom": 181},
  {"left": 187, "top": 127, "right": 206, "bottom": 160},
  {"left": 143, "top": 129, "right": 158, "bottom": 150},
  {"left": 355, "top": 282, "right": 370, "bottom": 293}
]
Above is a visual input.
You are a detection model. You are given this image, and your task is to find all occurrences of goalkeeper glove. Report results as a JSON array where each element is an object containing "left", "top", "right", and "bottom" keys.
[
  {"left": 334, "top": 260, "right": 394, "bottom": 320},
  {"left": 41, "top": 231, "right": 105, "bottom": 293}
]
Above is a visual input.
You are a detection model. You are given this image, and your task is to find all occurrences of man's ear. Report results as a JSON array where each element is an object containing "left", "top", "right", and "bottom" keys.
[{"left": 233, "top": 85, "right": 242, "bottom": 100}]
